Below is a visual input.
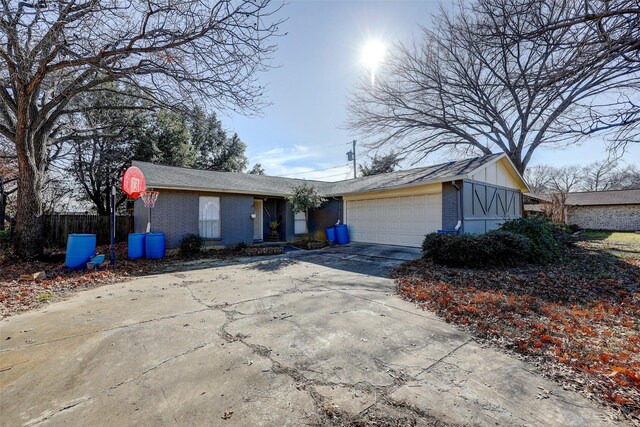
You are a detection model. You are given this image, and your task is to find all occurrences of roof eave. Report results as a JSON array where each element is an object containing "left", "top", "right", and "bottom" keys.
[
  {"left": 335, "top": 175, "right": 468, "bottom": 197},
  {"left": 145, "top": 184, "right": 290, "bottom": 198},
  {"left": 568, "top": 202, "right": 640, "bottom": 206}
]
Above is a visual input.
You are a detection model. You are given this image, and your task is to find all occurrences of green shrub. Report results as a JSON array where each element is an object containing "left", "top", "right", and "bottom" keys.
[
  {"left": 549, "top": 222, "right": 579, "bottom": 235},
  {"left": 0, "top": 229, "right": 9, "bottom": 241},
  {"left": 499, "top": 217, "right": 561, "bottom": 263},
  {"left": 179, "top": 234, "right": 203, "bottom": 257},
  {"left": 482, "top": 230, "right": 533, "bottom": 264},
  {"left": 422, "top": 230, "right": 533, "bottom": 268},
  {"left": 548, "top": 222, "right": 579, "bottom": 246},
  {"left": 423, "top": 233, "right": 486, "bottom": 268}
]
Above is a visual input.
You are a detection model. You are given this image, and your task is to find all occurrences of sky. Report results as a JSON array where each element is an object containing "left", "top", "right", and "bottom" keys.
[{"left": 224, "top": 0, "right": 639, "bottom": 181}]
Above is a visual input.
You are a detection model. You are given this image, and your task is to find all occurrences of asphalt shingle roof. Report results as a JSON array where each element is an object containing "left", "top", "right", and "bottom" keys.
[
  {"left": 524, "top": 189, "right": 640, "bottom": 206},
  {"left": 327, "top": 154, "right": 503, "bottom": 195},
  {"left": 132, "top": 161, "right": 334, "bottom": 197},
  {"left": 524, "top": 193, "right": 553, "bottom": 203},
  {"left": 133, "top": 153, "right": 505, "bottom": 197},
  {"left": 564, "top": 189, "right": 640, "bottom": 206}
]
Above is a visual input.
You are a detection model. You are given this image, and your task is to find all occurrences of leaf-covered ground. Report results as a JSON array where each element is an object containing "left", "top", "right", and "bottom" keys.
[
  {"left": 0, "top": 242, "right": 283, "bottom": 319},
  {"left": 0, "top": 243, "right": 167, "bottom": 319},
  {"left": 393, "top": 234, "right": 640, "bottom": 423}
]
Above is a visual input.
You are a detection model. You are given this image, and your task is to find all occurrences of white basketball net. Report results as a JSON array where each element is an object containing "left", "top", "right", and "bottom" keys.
[{"left": 141, "top": 190, "right": 159, "bottom": 208}]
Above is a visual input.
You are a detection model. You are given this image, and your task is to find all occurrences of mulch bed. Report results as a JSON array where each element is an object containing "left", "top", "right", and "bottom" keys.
[
  {"left": 289, "top": 240, "right": 328, "bottom": 250},
  {"left": 393, "top": 239, "right": 640, "bottom": 423}
]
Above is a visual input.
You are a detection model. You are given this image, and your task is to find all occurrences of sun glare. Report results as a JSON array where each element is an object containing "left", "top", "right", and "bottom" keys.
[{"left": 361, "top": 39, "right": 386, "bottom": 84}]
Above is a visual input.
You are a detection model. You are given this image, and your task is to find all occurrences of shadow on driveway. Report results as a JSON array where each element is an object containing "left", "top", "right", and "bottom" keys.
[{"left": 273, "top": 243, "right": 422, "bottom": 279}]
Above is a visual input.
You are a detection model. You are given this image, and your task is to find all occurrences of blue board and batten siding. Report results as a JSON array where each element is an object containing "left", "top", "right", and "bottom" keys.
[
  {"left": 308, "top": 198, "right": 343, "bottom": 239},
  {"left": 134, "top": 190, "right": 254, "bottom": 248},
  {"left": 284, "top": 198, "right": 343, "bottom": 241},
  {"left": 462, "top": 180, "right": 522, "bottom": 233}
]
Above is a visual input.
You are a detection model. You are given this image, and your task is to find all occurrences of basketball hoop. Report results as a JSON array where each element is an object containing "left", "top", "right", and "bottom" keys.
[
  {"left": 141, "top": 190, "right": 159, "bottom": 208},
  {"left": 122, "top": 166, "right": 147, "bottom": 199}
]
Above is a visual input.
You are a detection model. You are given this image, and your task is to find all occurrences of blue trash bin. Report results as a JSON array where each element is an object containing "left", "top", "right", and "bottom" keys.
[
  {"left": 437, "top": 229, "right": 459, "bottom": 234},
  {"left": 335, "top": 224, "right": 350, "bottom": 245},
  {"left": 128, "top": 233, "right": 146, "bottom": 259},
  {"left": 145, "top": 232, "right": 166, "bottom": 259},
  {"left": 325, "top": 227, "right": 336, "bottom": 243},
  {"left": 65, "top": 234, "right": 97, "bottom": 269}
]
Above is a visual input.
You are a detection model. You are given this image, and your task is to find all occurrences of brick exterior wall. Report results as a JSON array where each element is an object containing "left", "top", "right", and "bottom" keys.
[
  {"left": 134, "top": 189, "right": 254, "bottom": 248},
  {"left": 441, "top": 182, "right": 461, "bottom": 231},
  {"left": 567, "top": 205, "right": 640, "bottom": 231}
]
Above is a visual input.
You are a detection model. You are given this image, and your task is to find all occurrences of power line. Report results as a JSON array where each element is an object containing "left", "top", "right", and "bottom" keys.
[
  {"left": 313, "top": 171, "right": 354, "bottom": 180},
  {"left": 279, "top": 164, "right": 348, "bottom": 177},
  {"left": 253, "top": 142, "right": 352, "bottom": 160}
]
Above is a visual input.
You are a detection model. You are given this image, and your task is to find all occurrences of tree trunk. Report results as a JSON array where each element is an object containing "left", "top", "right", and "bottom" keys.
[
  {"left": 13, "top": 155, "right": 45, "bottom": 259},
  {"left": 0, "top": 179, "right": 5, "bottom": 232},
  {"left": 13, "top": 97, "right": 47, "bottom": 259},
  {"left": 508, "top": 153, "right": 526, "bottom": 175}
]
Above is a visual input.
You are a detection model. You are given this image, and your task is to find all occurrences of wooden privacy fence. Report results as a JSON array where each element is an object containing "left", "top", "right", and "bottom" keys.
[{"left": 43, "top": 214, "right": 133, "bottom": 248}]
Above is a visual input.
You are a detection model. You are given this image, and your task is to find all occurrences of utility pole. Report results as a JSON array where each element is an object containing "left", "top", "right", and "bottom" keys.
[
  {"left": 346, "top": 139, "right": 357, "bottom": 179},
  {"left": 352, "top": 139, "right": 356, "bottom": 178}
]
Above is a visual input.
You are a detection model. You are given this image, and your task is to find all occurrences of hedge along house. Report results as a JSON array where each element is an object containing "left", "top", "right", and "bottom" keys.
[{"left": 132, "top": 153, "right": 529, "bottom": 249}]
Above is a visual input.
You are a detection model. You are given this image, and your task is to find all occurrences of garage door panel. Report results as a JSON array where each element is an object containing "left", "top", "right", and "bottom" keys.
[{"left": 346, "top": 193, "right": 441, "bottom": 247}]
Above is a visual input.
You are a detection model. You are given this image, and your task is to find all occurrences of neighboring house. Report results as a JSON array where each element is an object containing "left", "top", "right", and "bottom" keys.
[
  {"left": 523, "top": 193, "right": 552, "bottom": 217},
  {"left": 133, "top": 153, "right": 529, "bottom": 248},
  {"left": 565, "top": 189, "right": 640, "bottom": 231},
  {"left": 524, "top": 189, "right": 640, "bottom": 231}
]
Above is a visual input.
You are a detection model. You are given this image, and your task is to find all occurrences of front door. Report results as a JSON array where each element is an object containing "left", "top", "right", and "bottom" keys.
[{"left": 253, "top": 199, "right": 263, "bottom": 241}]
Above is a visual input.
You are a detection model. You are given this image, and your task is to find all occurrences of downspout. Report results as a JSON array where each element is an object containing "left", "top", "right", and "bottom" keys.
[
  {"left": 332, "top": 196, "right": 342, "bottom": 225},
  {"left": 451, "top": 181, "right": 462, "bottom": 233}
]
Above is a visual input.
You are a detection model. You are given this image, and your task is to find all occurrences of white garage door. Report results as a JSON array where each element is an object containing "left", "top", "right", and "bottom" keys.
[{"left": 345, "top": 194, "right": 442, "bottom": 247}]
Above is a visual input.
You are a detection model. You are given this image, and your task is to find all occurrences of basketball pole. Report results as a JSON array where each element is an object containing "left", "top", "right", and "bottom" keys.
[{"left": 110, "top": 182, "right": 116, "bottom": 266}]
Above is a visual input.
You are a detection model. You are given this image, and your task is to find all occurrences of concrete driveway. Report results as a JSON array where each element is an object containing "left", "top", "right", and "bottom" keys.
[{"left": 0, "top": 246, "right": 620, "bottom": 426}]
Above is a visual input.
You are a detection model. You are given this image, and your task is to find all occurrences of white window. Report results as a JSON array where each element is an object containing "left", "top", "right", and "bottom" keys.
[
  {"left": 199, "top": 196, "right": 221, "bottom": 239},
  {"left": 294, "top": 211, "right": 307, "bottom": 234}
]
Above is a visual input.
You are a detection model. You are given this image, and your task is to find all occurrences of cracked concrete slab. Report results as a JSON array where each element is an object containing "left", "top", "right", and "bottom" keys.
[
  {"left": 0, "top": 249, "right": 626, "bottom": 426},
  {"left": 31, "top": 340, "right": 317, "bottom": 427},
  {"left": 391, "top": 340, "right": 613, "bottom": 426}
]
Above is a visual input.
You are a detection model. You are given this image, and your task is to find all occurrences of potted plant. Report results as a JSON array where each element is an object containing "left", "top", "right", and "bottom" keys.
[{"left": 267, "top": 220, "right": 280, "bottom": 241}]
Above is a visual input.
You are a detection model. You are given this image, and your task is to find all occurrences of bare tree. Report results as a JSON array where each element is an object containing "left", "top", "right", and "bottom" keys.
[
  {"left": 545, "top": 166, "right": 583, "bottom": 222},
  {"left": 0, "top": 135, "right": 17, "bottom": 231},
  {"left": 524, "top": 164, "right": 555, "bottom": 193},
  {"left": 0, "top": 0, "right": 282, "bottom": 259},
  {"left": 41, "top": 171, "right": 76, "bottom": 215},
  {"left": 522, "top": 0, "right": 640, "bottom": 155},
  {"left": 549, "top": 165, "right": 584, "bottom": 193},
  {"left": 527, "top": 157, "right": 640, "bottom": 194},
  {"left": 348, "top": 0, "right": 640, "bottom": 174},
  {"left": 528, "top": 0, "right": 639, "bottom": 60}
]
